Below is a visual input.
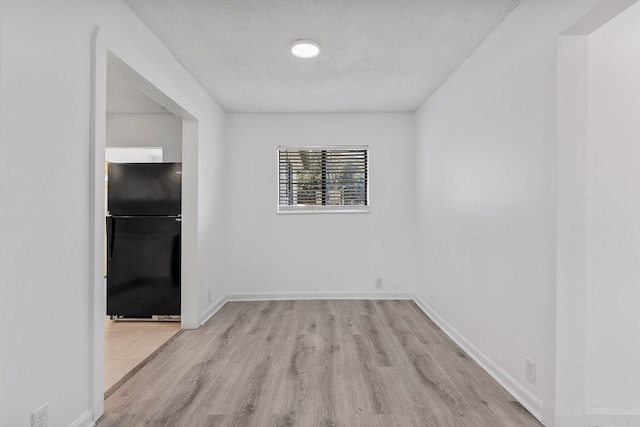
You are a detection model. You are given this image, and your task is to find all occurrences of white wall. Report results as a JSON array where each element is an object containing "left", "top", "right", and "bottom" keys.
[
  {"left": 586, "top": 1, "right": 640, "bottom": 414},
  {"left": 414, "top": 0, "right": 600, "bottom": 423},
  {"left": 224, "top": 113, "right": 415, "bottom": 297},
  {"left": 0, "top": 1, "right": 226, "bottom": 426},
  {"left": 106, "top": 114, "right": 182, "bottom": 162},
  {"left": 196, "top": 109, "right": 227, "bottom": 318}
]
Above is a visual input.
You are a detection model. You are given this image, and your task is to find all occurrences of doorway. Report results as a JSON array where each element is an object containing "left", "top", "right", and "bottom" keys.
[
  {"left": 90, "top": 28, "right": 201, "bottom": 420},
  {"left": 103, "top": 147, "right": 181, "bottom": 394}
]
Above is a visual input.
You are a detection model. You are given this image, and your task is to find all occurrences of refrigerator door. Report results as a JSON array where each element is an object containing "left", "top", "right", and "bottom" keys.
[
  {"left": 108, "top": 163, "right": 182, "bottom": 216},
  {"left": 106, "top": 216, "right": 181, "bottom": 318}
]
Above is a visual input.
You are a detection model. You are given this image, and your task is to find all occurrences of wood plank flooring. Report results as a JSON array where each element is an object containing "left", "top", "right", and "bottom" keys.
[{"left": 98, "top": 300, "right": 542, "bottom": 427}]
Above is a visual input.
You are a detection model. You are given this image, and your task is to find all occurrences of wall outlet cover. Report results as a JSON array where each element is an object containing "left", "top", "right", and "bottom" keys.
[
  {"left": 32, "top": 403, "right": 48, "bottom": 427},
  {"left": 525, "top": 358, "right": 536, "bottom": 385}
]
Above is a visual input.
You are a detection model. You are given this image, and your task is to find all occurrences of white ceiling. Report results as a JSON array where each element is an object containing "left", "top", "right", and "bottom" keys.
[{"left": 118, "top": 0, "right": 521, "bottom": 113}]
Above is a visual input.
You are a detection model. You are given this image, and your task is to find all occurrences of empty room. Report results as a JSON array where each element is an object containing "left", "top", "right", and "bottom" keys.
[{"left": 1, "top": 1, "right": 640, "bottom": 426}]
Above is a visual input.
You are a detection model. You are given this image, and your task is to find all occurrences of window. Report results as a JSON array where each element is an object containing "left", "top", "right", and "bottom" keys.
[{"left": 278, "top": 146, "right": 369, "bottom": 213}]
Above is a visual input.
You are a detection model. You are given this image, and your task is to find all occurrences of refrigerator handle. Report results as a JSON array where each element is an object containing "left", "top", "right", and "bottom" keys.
[{"left": 107, "top": 217, "right": 116, "bottom": 261}]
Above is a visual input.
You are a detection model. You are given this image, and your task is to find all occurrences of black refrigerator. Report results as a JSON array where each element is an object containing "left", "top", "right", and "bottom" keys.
[{"left": 106, "top": 163, "right": 182, "bottom": 318}]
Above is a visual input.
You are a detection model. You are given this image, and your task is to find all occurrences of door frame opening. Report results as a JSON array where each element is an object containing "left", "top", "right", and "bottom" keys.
[{"left": 90, "top": 27, "right": 201, "bottom": 420}]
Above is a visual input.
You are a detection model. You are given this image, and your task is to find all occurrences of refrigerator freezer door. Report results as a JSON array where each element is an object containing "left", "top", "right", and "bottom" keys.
[
  {"left": 108, "top": 163, "right": 182, "bottom": 216},
  {"left": 106, "top": 216, "right": 181, "bottom": 317}
]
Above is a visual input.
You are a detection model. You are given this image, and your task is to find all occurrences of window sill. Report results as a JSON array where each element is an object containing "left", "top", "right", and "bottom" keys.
[{"left": 277, "top": 206, "right": 371, "bottom": 215}]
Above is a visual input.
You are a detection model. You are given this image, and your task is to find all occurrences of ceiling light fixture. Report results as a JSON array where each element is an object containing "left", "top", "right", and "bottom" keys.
[{"left": 291, "top": 40, "right": 320, "bottom": 59}]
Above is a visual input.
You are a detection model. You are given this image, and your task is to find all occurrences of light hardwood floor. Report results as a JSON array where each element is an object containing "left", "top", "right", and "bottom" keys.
[{"left": 98, "top": 300, "right": 542, "bottom": 427}]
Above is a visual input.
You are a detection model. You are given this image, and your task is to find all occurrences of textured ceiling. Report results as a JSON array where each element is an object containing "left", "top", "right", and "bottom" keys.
[{"left": 120, "top": 0, "right": 521, "bottom": 113}]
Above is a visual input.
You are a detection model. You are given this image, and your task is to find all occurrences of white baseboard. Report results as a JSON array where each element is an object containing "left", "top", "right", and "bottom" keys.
[
  {"left": 226, "top": 290, "right": 414, "bottom": 301},
  {"left": 412, "top": 295, "right": 545, "bottom": 424},
  {"left": 199, "top": 294, "right": 229, "bottom": 325},
  {"left": 69, "top": 411, "right": 94, "bottom": 427},
  {"left": 585, "top": 408, "right": 640, "bottom": 426},
  {"left": 181, "top": 320, "right": 200, "bottom": 329},
  {"left": 196, "top": 291, "right": 412, "bottom": 327}
]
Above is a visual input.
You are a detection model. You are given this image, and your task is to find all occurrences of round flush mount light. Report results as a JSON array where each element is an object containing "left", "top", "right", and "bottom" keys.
[{"left": 291, "top": 40, "right": 320, "bottom": 58}]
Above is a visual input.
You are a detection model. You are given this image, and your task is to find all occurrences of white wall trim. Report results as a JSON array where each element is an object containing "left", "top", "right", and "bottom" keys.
[
  {"left": 412, "top": 295, "right": 545, "bottom": 424},
  {"left": 199, "top": 294, "right": 229, "bottom": 326},
  {"left": 69, "top": 411, "right": 95, "bottom": 427},
  {"left": 585, "top": 408, "right": 640, "bottom": 427},
  {"left": 89, "top": 26, "right": 107, "bottom": 422},
  {"left": 226, "top": 291, "right": 414, "bottom": 301}
]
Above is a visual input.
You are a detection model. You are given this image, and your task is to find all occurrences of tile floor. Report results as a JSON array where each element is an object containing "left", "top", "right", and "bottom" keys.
[{"left": 104, "top": 317, "right": 181, "bottom": 392}]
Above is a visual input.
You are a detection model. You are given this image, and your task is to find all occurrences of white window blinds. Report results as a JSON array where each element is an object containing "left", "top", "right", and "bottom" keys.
[{"left": 278, "top": 146, "right": 369, "bottom": 213}]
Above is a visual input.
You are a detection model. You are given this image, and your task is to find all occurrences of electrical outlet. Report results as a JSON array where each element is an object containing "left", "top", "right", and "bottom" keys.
[
  {"left": 32, "top": 403, "right": 48, "bottom": 427},
  {"left": 375, "top": 278, "right": 383, "bottom": 288},
  {"left": 525, "top": 358, "right": 536, "bottom": 385},
  {"left": 208, "top": 291, "right": 212, "bottom": 303}
]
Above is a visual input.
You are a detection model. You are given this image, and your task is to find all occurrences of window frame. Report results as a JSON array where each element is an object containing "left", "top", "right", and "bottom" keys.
[{"left": 277, "top": 145, "right": 371, "bottom": 214}]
